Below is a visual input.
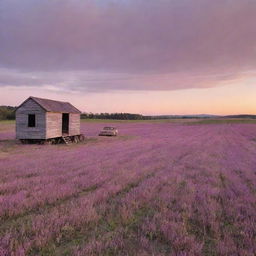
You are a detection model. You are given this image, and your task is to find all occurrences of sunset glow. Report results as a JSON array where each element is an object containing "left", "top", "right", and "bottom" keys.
[{"left": 0, "top": 0, "right": 255, "bottom": 114}]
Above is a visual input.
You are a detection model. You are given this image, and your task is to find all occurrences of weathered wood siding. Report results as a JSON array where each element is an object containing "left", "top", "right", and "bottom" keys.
[
  {"left": 69, "top": 113, "right": 80, "bottom": 136},
  {"left": 16, "top": 99, "right": 46, "bottom": 139},
  {"left": 16, "top": 98, "right": 81, "bottom": 139},
  {"left": 46, "top": 112, "right": 62, "bottom": 139}
]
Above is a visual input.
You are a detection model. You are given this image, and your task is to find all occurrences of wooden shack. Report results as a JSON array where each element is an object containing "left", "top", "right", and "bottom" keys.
[{"left": 16, "top": 96, "right": 84, "bottom": 144}]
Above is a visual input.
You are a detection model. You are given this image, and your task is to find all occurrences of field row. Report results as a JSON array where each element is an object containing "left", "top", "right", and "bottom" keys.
[{"left": 0, "top": 122, "right": 256, "bottom": 255}]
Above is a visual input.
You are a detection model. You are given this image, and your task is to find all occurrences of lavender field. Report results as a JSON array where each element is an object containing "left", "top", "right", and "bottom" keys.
[{"left": 0, "top": 120, "right": 256, "bottom": 256}]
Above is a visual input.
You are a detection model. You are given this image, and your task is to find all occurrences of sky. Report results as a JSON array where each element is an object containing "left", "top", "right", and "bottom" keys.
[{"left": 0, "top": 0, "right": 256, "bottom": 115}]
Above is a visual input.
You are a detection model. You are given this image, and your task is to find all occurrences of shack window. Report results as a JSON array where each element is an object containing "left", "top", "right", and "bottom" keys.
[{"left": 28, "top": 114, "right": 36, "bottom": 127}]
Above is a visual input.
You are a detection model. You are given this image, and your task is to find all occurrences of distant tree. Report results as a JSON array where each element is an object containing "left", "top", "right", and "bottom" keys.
[{"left": 0, "top": 106, "right": 16, "bottom": 120}]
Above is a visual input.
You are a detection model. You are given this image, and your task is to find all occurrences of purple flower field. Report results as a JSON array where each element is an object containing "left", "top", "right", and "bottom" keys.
[{"left": 0, "top": 120, "right": 256, "bottom": 256}]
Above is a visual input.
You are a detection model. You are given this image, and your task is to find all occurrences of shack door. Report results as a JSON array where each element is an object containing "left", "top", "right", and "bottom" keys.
[{"left": 62, "top": 113, "right": 69, "bottom": 134}]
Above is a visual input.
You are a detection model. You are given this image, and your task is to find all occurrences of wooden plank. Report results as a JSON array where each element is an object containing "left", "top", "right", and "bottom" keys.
[
  {"left": 46, "top": 112, "right": 62, "bottom": 139},
  {"left": 16, "top": 99, "right": 46, "bottom": 139},
  {"left": 69, "top": 113, "right": 81, "bottom": 136}
]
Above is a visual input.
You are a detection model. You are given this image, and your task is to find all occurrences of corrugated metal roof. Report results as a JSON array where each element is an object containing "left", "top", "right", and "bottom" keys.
[{"left": 19, "top": 96, "right": 81, "bottom": 113}]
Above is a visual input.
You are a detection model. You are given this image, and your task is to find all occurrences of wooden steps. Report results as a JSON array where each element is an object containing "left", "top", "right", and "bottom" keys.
[{"left": 62, "top": 136, "right": 73, "bottom": 145}]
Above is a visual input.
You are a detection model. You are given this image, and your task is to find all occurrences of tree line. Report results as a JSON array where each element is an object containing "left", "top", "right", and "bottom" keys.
[
  {"left": 81, "top": 113, "right": 150, "bottom": 120},
  {"left": 0, "top": 106, "right": 16, "bottom": 120},
  {"left": 6, "top": 106, "right": 254, "bottom": 121},
  {"left": 0, "top": 107, "right": 150, "bottom": 121}
]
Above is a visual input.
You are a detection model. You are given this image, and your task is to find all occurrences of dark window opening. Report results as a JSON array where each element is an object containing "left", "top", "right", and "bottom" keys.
[{"left": 28, "top": 114, "right": 36, "bottom": 127}]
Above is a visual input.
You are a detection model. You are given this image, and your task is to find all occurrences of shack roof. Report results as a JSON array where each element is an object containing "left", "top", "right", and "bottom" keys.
[{"left": 18, "top": 96, "right": 81, "bottom": 114}]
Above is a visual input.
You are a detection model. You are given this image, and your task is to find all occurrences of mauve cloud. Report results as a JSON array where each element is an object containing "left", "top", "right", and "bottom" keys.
[{"left": 0, "top": 0, "right": 256, "bottom": 91}]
